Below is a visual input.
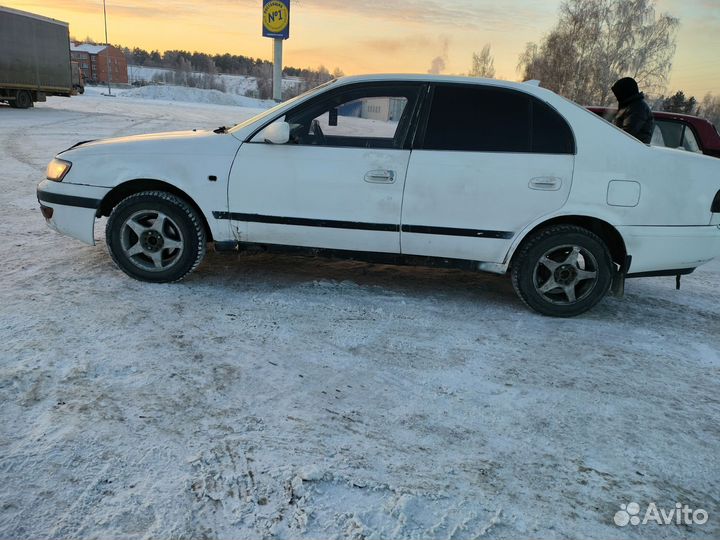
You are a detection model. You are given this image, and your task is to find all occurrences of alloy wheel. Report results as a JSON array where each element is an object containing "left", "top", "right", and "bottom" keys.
[
  {"left": 532, "top": 244, "right": 599, "bottom": 304},
  {"left": 120, "top": 210, "right": 185, "bottom": 271}
]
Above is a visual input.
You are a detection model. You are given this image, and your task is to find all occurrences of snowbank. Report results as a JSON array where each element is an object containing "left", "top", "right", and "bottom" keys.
[{"left": 119, "top": 85, "right": 275, "bottom": 108}]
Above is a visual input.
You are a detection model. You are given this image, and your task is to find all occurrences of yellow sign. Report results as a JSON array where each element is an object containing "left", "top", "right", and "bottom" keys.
[{"left": 263, "top": 0, "right": 290, "bottom": 38}]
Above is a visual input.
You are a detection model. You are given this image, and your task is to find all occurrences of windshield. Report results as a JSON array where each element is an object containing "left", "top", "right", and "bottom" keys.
[{"left": 228, "top": 79, "right": 337, "bottom": 134}]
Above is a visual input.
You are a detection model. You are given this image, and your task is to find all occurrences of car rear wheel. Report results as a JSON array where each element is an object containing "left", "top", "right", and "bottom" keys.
[
  {"left": 511, "top": 225, "right": 613, "bottom": 317},
  {"left": 106, "top": 191, "right": 206, "bottom": 282}
]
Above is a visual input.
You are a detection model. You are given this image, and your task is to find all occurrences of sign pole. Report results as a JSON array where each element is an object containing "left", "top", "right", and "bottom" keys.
[
  {"left": 263, "top": 0, "right": 289, "bottom": 102},
  {"left": 273, "top": 37, "right": 282, "bottom": 102}
]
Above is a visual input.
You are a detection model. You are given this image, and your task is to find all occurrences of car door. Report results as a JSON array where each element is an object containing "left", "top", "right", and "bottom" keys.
[
  {"left": 401, "top": 83, "right": 576, "bottom": 263},
  {"left": 226, "top": 83, "right": 423, "bottom": 254}
]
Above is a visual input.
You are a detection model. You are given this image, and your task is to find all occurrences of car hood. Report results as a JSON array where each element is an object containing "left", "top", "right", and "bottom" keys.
[
  {"left": 59, "top": 129, "right": 239, "bottom": 158},
  {"left": 55, "top": 129, "right": 244, "bottom": 190}
]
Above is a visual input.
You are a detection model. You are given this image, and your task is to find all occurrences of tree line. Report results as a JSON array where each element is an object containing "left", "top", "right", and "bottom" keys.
[
  {"left": 74, "top": 36, "right": 341, "bottom": 99},
  {"left": 124, "top": 46, "right": 342, "bottom": 99}
]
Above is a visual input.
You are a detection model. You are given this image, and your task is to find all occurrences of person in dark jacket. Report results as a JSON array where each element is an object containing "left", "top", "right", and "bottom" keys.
[{"left": 611, "top": 77, "right": 655, "bottom": 143}]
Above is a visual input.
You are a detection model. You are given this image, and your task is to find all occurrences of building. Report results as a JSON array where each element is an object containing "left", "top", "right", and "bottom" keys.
[
  {"left": 70, "top": 43, "right": 127, "bottom": 84},
  {"left": 360, "top": 97, "right": 406, "bottom": 122},
  {"left": 338, "top": 97, "right": 407, "bottom": 122}
]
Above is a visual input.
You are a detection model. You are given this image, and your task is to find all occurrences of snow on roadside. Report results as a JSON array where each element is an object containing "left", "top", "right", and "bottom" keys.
[{"left": 119, "top": 84, "right": 276, "bottom": 108}]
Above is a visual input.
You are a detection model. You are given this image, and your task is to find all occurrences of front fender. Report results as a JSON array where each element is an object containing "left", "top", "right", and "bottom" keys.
[{"left": 56, "top": 130, "right": 243, "bottom": 244}]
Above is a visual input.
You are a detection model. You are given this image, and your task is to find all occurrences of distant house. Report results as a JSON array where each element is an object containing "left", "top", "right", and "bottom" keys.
[{"left": 70, "top": 43, "right": 127, "bottom": 85}]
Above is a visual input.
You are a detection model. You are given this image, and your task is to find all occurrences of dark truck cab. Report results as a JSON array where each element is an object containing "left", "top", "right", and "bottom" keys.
[{"left": 588, "top": 106, "right": 720, "bottom": 159}]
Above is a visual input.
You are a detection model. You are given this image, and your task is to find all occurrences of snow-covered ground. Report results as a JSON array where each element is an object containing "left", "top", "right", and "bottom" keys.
[{"left": 1, "top": 91, "right": 719, "bottom": 539}]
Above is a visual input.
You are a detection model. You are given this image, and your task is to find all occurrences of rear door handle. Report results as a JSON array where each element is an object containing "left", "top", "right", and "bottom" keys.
[
  {"left": 365, "top": 170, "right": 395, "bottom": 184},
  {"left": 529, "top": 176, "right": 562, "bottom": 191}
]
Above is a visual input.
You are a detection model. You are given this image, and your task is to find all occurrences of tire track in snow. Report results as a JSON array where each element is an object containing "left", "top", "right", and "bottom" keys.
[
  {"left": 3, "top": 107, "right": 173, "bottom": 173},
  {"left": 3, "top": 112, "right": 91, "bottom": 170}
]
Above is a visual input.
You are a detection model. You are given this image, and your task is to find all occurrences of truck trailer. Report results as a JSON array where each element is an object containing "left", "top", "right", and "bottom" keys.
[{"left": 0, "top": 6, "right": 74, "bottom": 108}]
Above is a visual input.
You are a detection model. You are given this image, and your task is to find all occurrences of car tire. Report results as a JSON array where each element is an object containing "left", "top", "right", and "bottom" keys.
[
  {"left": 106, "top": 191, "right": 206, "bottom": 283},
  {"left": 15, "top": 90, "right": 32, "bottom": 109},
  {"left": 511, "top": 225, "right": 613, "bottom": 317}
]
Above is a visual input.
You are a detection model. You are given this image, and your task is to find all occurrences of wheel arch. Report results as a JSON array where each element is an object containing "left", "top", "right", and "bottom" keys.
[
  {"left": 98, "top": 179, "right": 214, "bottom": 242},
  {"left": 508, "top": 214, "right": 627, "bottom": 269}
]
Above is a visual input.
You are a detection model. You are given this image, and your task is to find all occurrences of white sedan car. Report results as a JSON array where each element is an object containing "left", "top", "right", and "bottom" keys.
[{"left": 37, "top": 75, "right": 720, "bottom": 316}]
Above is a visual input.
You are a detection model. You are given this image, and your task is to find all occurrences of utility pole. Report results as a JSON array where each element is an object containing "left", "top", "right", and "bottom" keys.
[{"left": 103, "top": 0, "right": 112, "bottom": 96}]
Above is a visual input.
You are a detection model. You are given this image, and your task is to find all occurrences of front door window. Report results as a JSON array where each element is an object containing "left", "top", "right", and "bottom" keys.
[{"left": 275, "top": 84, "right": 421, "bottom": 149}]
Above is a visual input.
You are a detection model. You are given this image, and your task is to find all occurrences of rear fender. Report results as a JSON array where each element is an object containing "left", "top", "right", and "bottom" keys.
[{"left": 502, "top": 207, "right": 627, "bottom": 267}]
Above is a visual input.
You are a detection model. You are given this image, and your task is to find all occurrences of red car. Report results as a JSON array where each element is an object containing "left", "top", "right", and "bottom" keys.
[{"left": 588, "top": 107, "right": 720, "bottom": 158}]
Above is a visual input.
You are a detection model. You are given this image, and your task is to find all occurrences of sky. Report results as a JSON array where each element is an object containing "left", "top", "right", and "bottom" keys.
[{"left": 3, "top": 0, "right": 719, "bottom": 97}]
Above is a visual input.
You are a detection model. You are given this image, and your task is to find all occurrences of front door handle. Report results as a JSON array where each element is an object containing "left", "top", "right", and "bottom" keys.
[
  {"left": 529, "top": 176, "right": 562, "bottom": 191},
  {"left": 365, "top": 170, "right": 395, "bottom": 184}
]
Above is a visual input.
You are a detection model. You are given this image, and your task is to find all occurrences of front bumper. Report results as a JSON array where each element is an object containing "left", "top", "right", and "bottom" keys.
[
  {"left": 618, "top": 224, "right": 720, "bottom": 274},
  {"left": 37, "top": 180, "right": 110, "bottom": 245}
]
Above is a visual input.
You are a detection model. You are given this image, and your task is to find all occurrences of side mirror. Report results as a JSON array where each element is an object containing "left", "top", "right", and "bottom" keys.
[{"left": 263, "top": 121, "right": 290, "bottom": 144}]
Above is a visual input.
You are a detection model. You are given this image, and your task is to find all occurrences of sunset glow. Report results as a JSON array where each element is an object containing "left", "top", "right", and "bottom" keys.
[{"left": 3, "top": 0, "right": 718, "bottom": 97}]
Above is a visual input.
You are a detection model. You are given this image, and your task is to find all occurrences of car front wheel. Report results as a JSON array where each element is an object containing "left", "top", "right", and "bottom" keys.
[
  {"left": 511, "top": 225, "right": 613, "bottom": 317},
  {"left": 106, "top": 191, "right": 206, "bottom": 282}
]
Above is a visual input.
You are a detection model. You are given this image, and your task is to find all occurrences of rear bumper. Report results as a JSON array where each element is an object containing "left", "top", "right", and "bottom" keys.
[
  {"left": 37, "top": 180, "right": 109, "bottom": 245},
  {"left": 618, "top": 224, "right": 720, "bottom": 274}
]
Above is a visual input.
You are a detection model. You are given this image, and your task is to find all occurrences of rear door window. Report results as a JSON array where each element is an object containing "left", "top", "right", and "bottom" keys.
[
  {"left": 656, "top": 120, "right": 683, "bottom": 148},
  {"left": 421, "top": 84, "right": 574, "bottom": 154}
]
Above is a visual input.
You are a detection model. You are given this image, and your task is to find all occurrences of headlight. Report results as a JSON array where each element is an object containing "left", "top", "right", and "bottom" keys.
[{"left": 46, "top": 158, "right": 72, "bottom": 182}]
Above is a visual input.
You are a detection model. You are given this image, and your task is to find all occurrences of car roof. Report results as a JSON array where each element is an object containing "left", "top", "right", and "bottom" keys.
[{"left": 334, "top": 74, "right": 537, "bottom": 92}]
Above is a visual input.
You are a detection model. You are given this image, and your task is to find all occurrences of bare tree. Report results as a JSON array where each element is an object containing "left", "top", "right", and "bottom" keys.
[
  {"left": 518, "top": 0, "right": 679, "bottom": 105},
  {"left": 251, "top": 63, "right": 274, "bottom": 100},
  {"left": 698, "top": 94, "right": 720, "bottom": 128},
  {"left": 469, "top": 44, "right": 496, "bottom": 78}
]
